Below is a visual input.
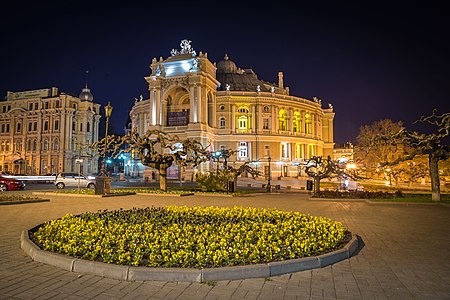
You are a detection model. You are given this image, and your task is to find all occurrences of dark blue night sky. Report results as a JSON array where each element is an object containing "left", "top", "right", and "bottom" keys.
[{"left": 1, "top": 1, "right": 449, "bottom": 143}]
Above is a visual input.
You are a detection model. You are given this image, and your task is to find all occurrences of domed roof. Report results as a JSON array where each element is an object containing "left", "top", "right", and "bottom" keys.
[
  {"left": 79, "top": 84, "right": 93, "bottom": 101},
  {"left": 216, "top": 54, "right": 237, "bottom": 74},
  {"left": 215, "top": 54, "right": 271, "bottom": 92}
]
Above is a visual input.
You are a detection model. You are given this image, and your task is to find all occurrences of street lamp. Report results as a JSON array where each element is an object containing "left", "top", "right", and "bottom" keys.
[
  {"left": 267, "top": 156, "right": 271, "bottom": 192},
  {"left": 102, "top": 101, "right": 113, "bottom": 175}
]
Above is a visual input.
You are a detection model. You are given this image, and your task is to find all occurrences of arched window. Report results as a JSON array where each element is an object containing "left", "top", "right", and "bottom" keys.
[
  {"left": 53, "top": 138, "right": 60, "bottom": 150},
  {"left": 293, "top": 111, "right": 300, "bottom": 133},
  {"left": 279, "top": 110, "right": 287, "bottom": 131},
  {"left": 32, "top": 139, "right": 37, "bottom": 151},
  {"left": 305, "top": 114, "right": 312, "bottom": 134},
  {"left": 43, "top": 139, "right": 48, "bottom": 151},
  {"left": 219, "top": 117, "right": 226, "bottom": 129},
  {"left": 15, "top": 140, "right": 22, "bottom": 152}
]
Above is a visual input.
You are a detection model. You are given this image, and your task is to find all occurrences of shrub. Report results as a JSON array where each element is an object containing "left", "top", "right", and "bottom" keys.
[{"left": 195, "top": 170, "right": 232, "bottom": 192}]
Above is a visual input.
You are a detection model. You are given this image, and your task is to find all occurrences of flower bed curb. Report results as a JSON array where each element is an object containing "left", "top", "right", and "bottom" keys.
[
  {"left": 32, "top": 192, "right": 136, "bottom": 198},
  {"left": 0, "top": 199, "right": 50, "bottom": 205},
  {"left": 21, "top": 231, "right": 359, "bottom": 282},
  {"left": 136, "top": 193, "right": 194, "bottom": 197}
]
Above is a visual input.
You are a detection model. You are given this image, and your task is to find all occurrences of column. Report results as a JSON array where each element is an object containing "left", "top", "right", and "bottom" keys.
[
  {"left": 251, "top": 105, "right": 256, "bottom": 132},
  {"left": 231, "top": 104, "right": 235, "bottom": 132}
]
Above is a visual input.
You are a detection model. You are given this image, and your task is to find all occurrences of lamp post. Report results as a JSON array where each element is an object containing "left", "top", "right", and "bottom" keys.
[
  {"left": 267, "top": 156, "right": 271, "bottom": 192},
  {"left": 102, "top": 101, "right": 113, "bottom": 175}
]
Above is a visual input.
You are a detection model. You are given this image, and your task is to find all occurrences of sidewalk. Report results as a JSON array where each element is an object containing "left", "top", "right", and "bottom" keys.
[{"left": 1, "top": 192, "right": 450, "bottom": 299}]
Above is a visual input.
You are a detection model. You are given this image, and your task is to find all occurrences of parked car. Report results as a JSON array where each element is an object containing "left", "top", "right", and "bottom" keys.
[
  {"left": 54, "top": 172, "right": 96, "bottom": 189},
  {"left": 0, "top": 175, "right": 26, "bottom": 191}
]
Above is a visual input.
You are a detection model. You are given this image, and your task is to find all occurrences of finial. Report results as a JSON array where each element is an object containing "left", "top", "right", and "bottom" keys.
[{"left": 85, "top": 70, "right": 89, "bottom": 88}]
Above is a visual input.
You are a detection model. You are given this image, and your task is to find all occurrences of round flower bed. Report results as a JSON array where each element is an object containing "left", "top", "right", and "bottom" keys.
[{"left": 31, "top": 206, "right": 350, "bottom": 268}]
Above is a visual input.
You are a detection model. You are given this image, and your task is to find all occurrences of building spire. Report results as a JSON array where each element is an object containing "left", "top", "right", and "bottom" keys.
[{"left": 85, "top": 70, "right": 89, "bottom": 88}]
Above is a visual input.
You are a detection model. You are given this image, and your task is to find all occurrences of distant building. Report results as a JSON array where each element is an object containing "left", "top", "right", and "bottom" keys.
[
  {"left": 0, "top": 86, "right": 101, "bottom": 175},
  {"left": 333, "top": 142, "right": 354, "bottom": 163},
  {"left": 130, "top": 40, "right": 335, "bottom": 178}
]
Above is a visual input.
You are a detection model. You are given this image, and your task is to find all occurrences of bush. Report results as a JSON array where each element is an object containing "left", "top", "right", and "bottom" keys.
[
  {"left": 32, "top": 206, "right": 350, "bottom": 268},
  {"left": 196, "top": 170, "right": 232, "bottom": 192},
  {"left": 313, "top": 190, "right": 403, "bottom": 199}
]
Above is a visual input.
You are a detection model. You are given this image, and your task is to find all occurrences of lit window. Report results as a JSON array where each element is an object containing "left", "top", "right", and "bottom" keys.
[
  {"left": 279, "top": 110, "right": 287, "bottom": 131},
  {"left": 281, "top": 143, "right": 290, "bottom": 158},
  {"left": 305, "top": 114, "right": 311, "bottom": 134},
  {"left": 238, "top": 116, "right": 247, "bottom": 129},
  {"left": 293, "top": 112, "right": 300, "bottom": 132},
  {"left": 239, "top": 142, "right": 248, "bottom": 158}
]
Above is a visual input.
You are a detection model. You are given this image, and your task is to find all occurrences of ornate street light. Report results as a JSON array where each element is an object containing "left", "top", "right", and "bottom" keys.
[
  {"left": 102, "top": 101, "right": 113, "bottom": 175},
  {"left": 267, "top": 156, "right": 271, "bottom": 192}
]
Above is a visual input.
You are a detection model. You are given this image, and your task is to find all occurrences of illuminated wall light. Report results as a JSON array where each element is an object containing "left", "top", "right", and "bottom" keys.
[{"left": 181, "top": 62, "right": 191, "bottom": 72}]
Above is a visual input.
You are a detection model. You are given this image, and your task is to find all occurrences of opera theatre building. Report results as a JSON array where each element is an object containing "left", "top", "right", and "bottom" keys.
[{"left": 130, "top": 40, "right": 335, "bottom": 178}]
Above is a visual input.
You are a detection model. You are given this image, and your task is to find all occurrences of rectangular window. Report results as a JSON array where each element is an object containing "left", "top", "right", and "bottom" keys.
[
  {"left": 6, "top": 124, "right": 9, "bottom": 133},
  {"left": 219, "top": 118, "right": 225, "bottom": 129},
  {"left": 263, "top": 118, "right": 269, "bottom": 129},
  {"left": 17, "top": 123, "right": 21, "bottom": 133},
  {"left": 281, "top": 143, "right": 290, "bottom": 158},
  {"left": 44, "top": 121, "right": 49, "bottom": 131},
  {"left": 265, "top": 145, "right": 270, "bottom": 156},
  {"left": 33, "top": 122, "right": 37, "bottom": 131},
  {"left": 28, "top": 103, "right": 33, "bottom": 110},
  {"left": 34, "top": 103, "right": 38, "bottom": 110},
  {"left": 44, "top": 102, "right": 49, "bottom": 109},
  {"left": 28, "top": 123, "right": 32, "bottom": 131},
  {"left": 1, "top": 124, "right": 4, "bottom": 133},
  {"left": 239, "top": 142, "right": 248, "bottom": 158}
]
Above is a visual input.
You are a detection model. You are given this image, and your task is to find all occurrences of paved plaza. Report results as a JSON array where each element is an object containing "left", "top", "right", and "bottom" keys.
[{"left": 1, "top": 192, "right": 450, "bottom": 299}]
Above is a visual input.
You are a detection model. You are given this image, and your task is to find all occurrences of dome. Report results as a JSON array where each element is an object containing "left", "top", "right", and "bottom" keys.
[
  {"left": 216, "top": 54, "right": 237, "bottom": 74},
  {"left": 79, "top": 85, "right": 93, "bottom": 101}
]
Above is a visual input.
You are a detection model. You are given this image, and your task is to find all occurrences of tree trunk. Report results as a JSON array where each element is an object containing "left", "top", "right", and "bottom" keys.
[
  {"left": 159, "top": 165, "right": 168, "bottom": 192},
  {"left": 429, "top": 154, "right": 441, "bottom": 201},
  {"left": 314, "top": 178, "right": 321, "bottom": 195}
]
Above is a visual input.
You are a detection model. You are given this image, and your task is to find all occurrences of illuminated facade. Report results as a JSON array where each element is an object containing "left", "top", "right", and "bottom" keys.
[
  {"left": 0, "top": 87, "right": 101, "bottom": 175},
  {"left": 130, "top": 41, "right": 335, "bottom": 178}
]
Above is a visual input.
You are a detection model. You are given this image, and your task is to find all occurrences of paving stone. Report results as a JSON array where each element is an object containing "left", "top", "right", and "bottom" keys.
[{"left": 1, "top": 192, "right": 450, "bottom": 299}]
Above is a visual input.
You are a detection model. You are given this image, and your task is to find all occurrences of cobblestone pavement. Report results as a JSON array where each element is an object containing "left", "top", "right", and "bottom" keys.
[{"left": 1, "top": 192, "right": 450, "bottom": 299}]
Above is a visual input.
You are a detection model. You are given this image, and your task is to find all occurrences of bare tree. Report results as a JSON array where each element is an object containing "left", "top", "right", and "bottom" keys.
[
  {"left": 304, "top": 156, "right": 358, "bottom": 194},
  {"left": 91, "top": 128, "right": 210, "bottom": 191},
  {"left": 373, "top": 111, "right": 450, "bottom": 201},
  {"left": 208, "top": 149, "right": 261, "bottom": 193}
]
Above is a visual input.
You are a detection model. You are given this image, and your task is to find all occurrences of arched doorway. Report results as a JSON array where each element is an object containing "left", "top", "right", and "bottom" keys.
[{"left": 165, "top": 87, "right": 190, "bottom": 126}]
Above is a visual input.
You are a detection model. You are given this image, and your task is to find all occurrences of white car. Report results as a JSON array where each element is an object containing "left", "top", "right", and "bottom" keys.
[{"left": 54, "top": 172, "right": 96, "bottom": 189}]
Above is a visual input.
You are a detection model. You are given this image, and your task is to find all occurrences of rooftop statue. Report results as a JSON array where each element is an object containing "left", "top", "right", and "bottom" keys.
[{"left": 171, "top": 39, "right": 197, "bottom": 57}]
